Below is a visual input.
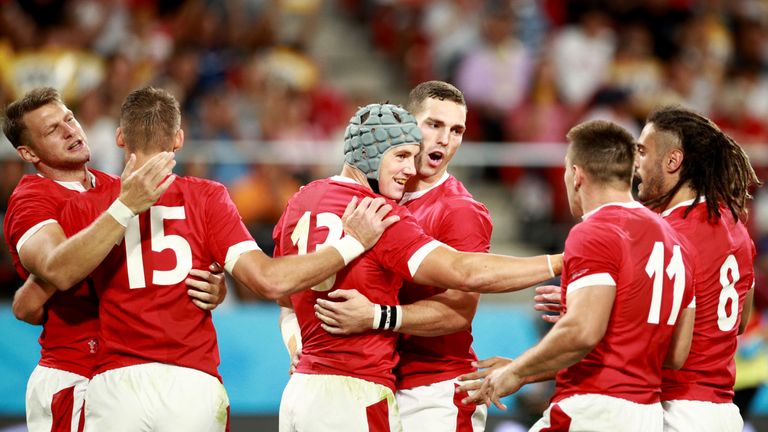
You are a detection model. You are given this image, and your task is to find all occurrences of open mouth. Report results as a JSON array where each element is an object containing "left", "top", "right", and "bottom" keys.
[
  {"left": 67, "top": 140, "right": 83, "bottom": 150},
  {"left": 394, "top": 178, "right": 408, "bottom": 185},
  {"left": 426, "top": 150, "right": 444, "bottom": 167}
]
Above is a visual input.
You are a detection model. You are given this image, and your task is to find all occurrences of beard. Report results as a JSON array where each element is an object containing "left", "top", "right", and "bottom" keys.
[{"left": 636, "top": 172, "right": 665, "bottom": 203}]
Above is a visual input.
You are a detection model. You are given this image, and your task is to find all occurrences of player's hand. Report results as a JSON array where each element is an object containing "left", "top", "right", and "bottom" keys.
[
  {"left": 186, "top": 262, "right": 227, "bottom": 311},
  {"left": 119, "top": 152, "right": 176, "bottom": 214},
  {"left": 462, "top": 362, "right": 523, "bottom": 410},
  {"left": 314, "top": 289, "right": 374, "bottom": 335},
  {"left": 456, "top": 356, "right": 513, "bottom": 392},
  {"left": 289, "top": 349, "right": 301, "bottom": 375},
  {"left": 341, "top": 196, "right": 400, "bottom": 250},
  {"left": 534, "top": 285, "right": 562, "bottom": 323}
]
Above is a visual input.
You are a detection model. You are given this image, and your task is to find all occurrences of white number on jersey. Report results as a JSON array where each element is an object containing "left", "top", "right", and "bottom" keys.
[
  {"left": 125, "top": 206, "right": 193, "bottom": 289},
  {"left": 646, "top": 242, "right": 687, "bottom": 325},
  {"left": 290, "top": 211, "right": 343, "bottom": 291},
  {"left": 717, "top": 254, "right": 741, "bottom": 331}
]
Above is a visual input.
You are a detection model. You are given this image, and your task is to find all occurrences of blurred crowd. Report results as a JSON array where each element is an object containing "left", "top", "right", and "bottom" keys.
[{"left": 0, "top": 0, "right": 766, "bottom": 310}]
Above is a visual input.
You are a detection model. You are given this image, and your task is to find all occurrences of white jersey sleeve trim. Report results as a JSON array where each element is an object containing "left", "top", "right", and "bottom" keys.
[
  {"left": 686, "top": 296, "right": 696, "bottom": 309},
  {"left": 567, "top": 272, "right": 616, "bottom": 295},
  {"left": 407, "top": 240, "right": 446, "bottom": 278},
  {"left": 224, "top": 240, "right": 261, "bottom": 273},
  {"left": 16, "top": 219, "right": 58, "bottom": 254}
]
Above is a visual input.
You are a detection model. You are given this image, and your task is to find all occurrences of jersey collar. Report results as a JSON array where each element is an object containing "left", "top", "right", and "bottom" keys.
[
  {"left": 582, "top": 200, "right": 644, "bottom": 220},
  {"left": 39, "top": 169, "right": 97, "bottom": 192},
  {"left": 329, "top": 175, "right": 361, "bottom": 185},
  {"left": 399, "top": 172, "right": 450, "bottom": 205},
  {"left": 660, "top": 197, "right": 706, "bottom": 218}
]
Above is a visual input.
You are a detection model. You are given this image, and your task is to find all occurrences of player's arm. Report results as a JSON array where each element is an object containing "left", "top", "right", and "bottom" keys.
[
  {"left": 315, "top": 288, "right": 477, "bottom": 336},
  {"left": 12, "top": 274, "right": 56, "bottom": 325},
  {"left": 664, "top": 304, "right": 695, "bottom": 369},
  {"left": 232, "top": 197, "right": 399, "bottom": 300},
  {"left": 464, "top": 283, "right": 615, "bottom": 409},
  {"left": 19, "top": 153, "right": 176, "bottom": 291},
  {"left": 279, "top": 299, "right": 301, "bottom": 358},
  {"left": 397, "top": 290, "right": 478, "bottom": 335},
  {"left": 278, "top": 298, "right": 302, "bottom": 374},
  {"left": 412, "top": 246, "right": 561, "bottom": 293},
  {"left": 739, "top": 285, "right": 755, "bottom": 335}
]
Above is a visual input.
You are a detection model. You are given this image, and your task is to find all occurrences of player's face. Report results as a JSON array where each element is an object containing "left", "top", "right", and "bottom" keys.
[
  {"left": 635, "top": 123, "right": 668, "bottom": 202},
  {"left": 414, "top": 98, "right": 466, "bottom": 180},
  {"left": 378, "top": 144, "right": 420, "bottom": 200},
  {"left": 21, "top": 102, "right": 90, "bottom": 168},
  {"left": 564, "top": 151, "right": 583, "bottom": 218}
]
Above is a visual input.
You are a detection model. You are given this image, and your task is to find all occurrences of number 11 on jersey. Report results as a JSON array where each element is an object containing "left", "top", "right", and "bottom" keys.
[{"left": 646, "top": 242, "right": 686, "bottom": 325}]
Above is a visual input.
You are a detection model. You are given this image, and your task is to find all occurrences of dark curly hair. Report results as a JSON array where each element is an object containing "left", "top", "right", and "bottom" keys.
[{"left": 644, "top": 105, "right": 762, "bottom": 222}]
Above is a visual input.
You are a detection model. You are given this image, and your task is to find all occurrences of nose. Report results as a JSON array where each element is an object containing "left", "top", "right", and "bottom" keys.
[
  {"left": 62, "top": 120, "right": 76, "bottom": 137},
  {"left": 404, "top": 159, "right": 417, "bottom": 176},
  {"left": 437, "top": 128, "right": 449, "bottom": 146}
]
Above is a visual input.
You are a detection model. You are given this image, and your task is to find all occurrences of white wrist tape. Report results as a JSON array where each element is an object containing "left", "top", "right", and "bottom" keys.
[
  {"left": 372, "top": 304, "right": 382, "bottom": 330},
  {"left": 546, "top": 254, "right": 555, "bottom": 278},
  {"left": 280, "top": 311, "right": 302, "bottom": 355},
  {"left": 330, "top": 235, "right": 365, "bottom": 265},
  {"left": 107, "top": 199, "right": 136, "bottom": 228},
  {"left": 373, "top": 304, "right": 403, "bottom": 331},
  {"left": 393, "top": 305, "right": 403, "bottom": 331}
]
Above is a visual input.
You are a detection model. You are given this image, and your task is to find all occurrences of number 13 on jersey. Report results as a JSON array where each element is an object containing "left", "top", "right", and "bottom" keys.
[{"left": 291, "top": 211, "right": 343, "bottom": 292}]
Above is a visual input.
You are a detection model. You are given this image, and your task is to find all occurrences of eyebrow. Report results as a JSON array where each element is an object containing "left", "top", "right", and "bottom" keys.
[
  {"left": 426, "top": 117, "right": 465, "bottom": 131},
  {"left": 44, "top": 110, "right": 74, "bottom": 132}
]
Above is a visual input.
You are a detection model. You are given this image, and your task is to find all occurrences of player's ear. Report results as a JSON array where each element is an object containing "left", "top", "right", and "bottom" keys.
[
  {"left": 115, "top": 127, "right": 126, "bottom": 149},
  {"left": 16, "top": 145, "right": 39, "bottom": 164},
  {"left": 173, "top": 129, "right": 184, "bottom": 152},
  {"left": 666, "top": 148, "right": 683, "bottom": 174},
  {"left": 572, "top": 164, "right": 584, "bottom": 191}
]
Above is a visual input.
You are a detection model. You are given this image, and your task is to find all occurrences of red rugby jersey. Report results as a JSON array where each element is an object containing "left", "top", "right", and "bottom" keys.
[
  {"left": 396, "top": 174, "right": 492, "bottom": 389},
  {"left": 553, "top": 202, "right": 695, "bottom": 405},
  {"left": 60, "top": 175, "right": 257, "bottom": 378},
  {"left": 273, "top": 176, "right": 438, "bottom": 390},
  {"left": 661, "top": 199, "right": 756, "bottom": 403},
  {"left": 4, "top": 169, "right": 116, "bottom": 378}
]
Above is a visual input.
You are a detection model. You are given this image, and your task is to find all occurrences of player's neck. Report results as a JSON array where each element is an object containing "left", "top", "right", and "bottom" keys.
[
  {"left": 406, "top": 168, "right": 447, "bottom": 192},
  {"left": 340, "top": 164, "right": 372, "bottom": 191},
  {"left": 127, "top": 151, "right": 164, "bottom": 175},
  {"left": 660, "top": 183, "right": 696, "bottom": 212},
  {"left": 581, "top": 187, "right": 634, "bottom": 216},
  {"left": 36, "top": 163, "right": 93, "bottom": 189}
]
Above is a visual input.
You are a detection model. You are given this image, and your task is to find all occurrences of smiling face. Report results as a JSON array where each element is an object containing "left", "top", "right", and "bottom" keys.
[
  {"left": 20, "top": 102, "right": 90, "bottom": 169},
  {"left": 635, "top": 123, "right": 670, "bottom": 202},
  {"left": 413, "top": 97, "right": 466, "bottom": 182},
  {"left": 378, "top": 143, "right": 420, "bottom": 200}
]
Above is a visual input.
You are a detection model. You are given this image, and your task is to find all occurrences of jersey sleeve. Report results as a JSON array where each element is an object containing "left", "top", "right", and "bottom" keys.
[
  {"left": 5, "top": 189, "right": 62, "bottom": 254},
  {"left": 370, "top": 208, "right": 440, "bottom": 282},
  {"left": 563, "top": 223, "right": 622, "bottom": 295},
  {"left": 437, "top": 201, "right": 492, "bottom": 253},
  {"left": 203, "top": 183, "right": 259, "bottom": 272}
]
